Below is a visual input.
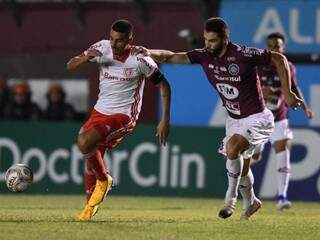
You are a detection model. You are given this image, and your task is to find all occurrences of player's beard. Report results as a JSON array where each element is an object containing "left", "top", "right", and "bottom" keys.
[
  {"left": 211, "top": 41, "right": 224, "bottom": 56},
  {"left": 112, "top": 45, "right": 130, "bottom": 56},
  {"left": 112, "top": 48, "right": 122, "bottom": 56}
]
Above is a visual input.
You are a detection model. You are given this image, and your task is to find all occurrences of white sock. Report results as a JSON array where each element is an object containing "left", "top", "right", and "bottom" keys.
[
  {"left": 225, "top": 156, "right": 243, "bottom": 205},
  {"left": 239, "top": 168, "right": 256, "bottom": 209},
  {"left": 276, "top": 149, "right": 290, "bottom": 198}
]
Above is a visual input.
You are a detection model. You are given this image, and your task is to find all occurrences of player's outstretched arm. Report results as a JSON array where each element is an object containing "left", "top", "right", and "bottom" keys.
[
  {"left": 149, "top": 50, "right": 191, "bottom": 64},
  {"left": 131, "top": 46, "right": 190, "bottom": 64},
  {"left": 270, "top": 52, "right": 303, "bottom": 108},
  {"left": 66, "top": 49, "right": 102, "bottom": 70},
  {"left": 156, "top": 78, "right": 171, "bottom": 146}
]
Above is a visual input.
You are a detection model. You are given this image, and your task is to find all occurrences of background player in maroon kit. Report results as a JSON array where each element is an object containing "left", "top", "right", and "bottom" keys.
[
  {"left": 251, "top": 32, "right": 313, "bottom": 210},
  {"left": 134, "top": 17, "right": 303, "bottom": 220},
  {"left": 67, "top": 20, "right": 171, "bottom": 220}
]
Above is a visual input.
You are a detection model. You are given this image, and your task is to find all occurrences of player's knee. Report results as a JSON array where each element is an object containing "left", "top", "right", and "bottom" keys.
[
  {"left": 252, "top": 153, "right": 262, "bottom": 162},
  {"left": 273, "top": 140, "right": 289, "bottom": 153},
  {"left": 226, "top": 143, "right": 240, "bottom": 160},
  {"left": 77, "top": 135, "right": 92, "bottom": 154}
]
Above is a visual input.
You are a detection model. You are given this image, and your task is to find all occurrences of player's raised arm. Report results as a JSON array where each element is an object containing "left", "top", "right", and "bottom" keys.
[
  {"left": 270, "top": 51, "right": 303, "bottom": 108},
  {"left": 66, "top": 49, "right": 102, "bottom": 70}
]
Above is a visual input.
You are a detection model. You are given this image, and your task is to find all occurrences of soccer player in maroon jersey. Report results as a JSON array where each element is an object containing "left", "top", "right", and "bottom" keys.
[
  {"left": 251, "top": 32, "right": 313, "bottom": 210},
  {"left": 134, "top": 17, "right": 303, "bottom": 220},
  {"left": 67, "top": 20, "right": 171, "bottom": 220}
]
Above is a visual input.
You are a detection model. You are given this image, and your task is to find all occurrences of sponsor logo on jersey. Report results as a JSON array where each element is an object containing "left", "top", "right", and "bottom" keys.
[
  {"left": 137, "top": 57, "right": 153, "bottom": 70},
  {"left": 225, "top": 100, "right": 240, "bottom": 115},
  {"left": 227, "top": 57, "right": 236, "bottom": 61},
  {"left": 103, "top": 71, "right": 135, "bottom": 81},
  {"left": 242, "top": 47, "right": 263, "bottom": 57},
  {"left": 214, "top": 75, "right": 241, "bottom": 82},
  {"left": 89, "top": 43, "right": 102, "bottom": 50},
  {"left": 216, "top": 83, "right": 239, "bottom": 100}
]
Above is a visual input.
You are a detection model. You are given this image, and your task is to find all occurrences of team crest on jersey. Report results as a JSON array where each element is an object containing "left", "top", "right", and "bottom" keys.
[
  {"left": 124, "top": 68, "right": 134, "bottom": 77},
  {"left": 228, "top": 64, "right": 239, "bottom": 76}
]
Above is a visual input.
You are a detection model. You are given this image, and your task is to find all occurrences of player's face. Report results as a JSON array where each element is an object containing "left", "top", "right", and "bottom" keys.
[
  {"left": 110, "top": 30, "right": 132, "bottom": 56},
  {"left": 203, "top": 31, "right": 225, "bottom": 55},
  {"left": 267, "top": 38, "right": 285, "bottom": 53}
]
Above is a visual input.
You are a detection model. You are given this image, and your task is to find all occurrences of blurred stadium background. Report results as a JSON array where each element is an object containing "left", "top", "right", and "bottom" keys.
[{"left": 1, "top": 0, "right": 320, "bottom": 204}]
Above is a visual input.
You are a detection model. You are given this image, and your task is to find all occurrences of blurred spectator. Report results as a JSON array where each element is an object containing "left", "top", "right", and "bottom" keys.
[
  {"left": 4, "top": 82, "right": 42, "bottom": 121},
  {"left": 0, "top": 77, "right": 10, "bottom": 119},
  {"left": 44, "top": 83, "right": 76, "bottom": 121},
  {"left": 178, "top": 28, "right": 203, "bottom": 49}
]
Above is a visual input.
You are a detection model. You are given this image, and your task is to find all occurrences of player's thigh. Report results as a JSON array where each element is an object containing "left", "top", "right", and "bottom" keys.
[{"left": 226, "top": 134, "right": 250, "bottom": 160}]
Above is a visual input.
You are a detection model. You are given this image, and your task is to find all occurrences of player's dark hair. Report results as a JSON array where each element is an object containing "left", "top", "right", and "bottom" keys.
[
  {"left": 205, "top": 17, "right": 229, "bottom": 38},
  {"left": 267, "top": 32, "right": 286, "bottom": 43},
  {"left": 111, "top": 19, "right": 133, "bottom": 36}
]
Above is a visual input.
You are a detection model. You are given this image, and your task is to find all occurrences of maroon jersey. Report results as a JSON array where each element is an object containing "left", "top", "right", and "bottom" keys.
[
  {"left": 187, "top": 42, "right": 271, "bottom": 119},
  {"left": 258, "top": 62, "right": 297, "bottom": 121}
]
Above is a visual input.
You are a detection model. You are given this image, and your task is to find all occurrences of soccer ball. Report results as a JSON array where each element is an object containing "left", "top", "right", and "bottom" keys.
[{"left": 5, "top": 164, "right": 33, "bottom": 192}]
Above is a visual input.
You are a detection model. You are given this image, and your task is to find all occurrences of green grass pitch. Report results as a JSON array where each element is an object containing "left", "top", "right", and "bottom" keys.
[{"left": 0, "top": 195, "right": 319, "bottom": 240}]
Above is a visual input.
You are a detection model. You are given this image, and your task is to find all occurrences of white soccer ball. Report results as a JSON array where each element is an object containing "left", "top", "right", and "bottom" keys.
[{"left": 5, "top": 164, "right": 33, "bottom": 192}]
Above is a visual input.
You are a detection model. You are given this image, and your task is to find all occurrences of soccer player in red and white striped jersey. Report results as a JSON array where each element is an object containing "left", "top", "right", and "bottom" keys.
[{"left": 67, "top": 19, "right": 171, "bottom": 220}]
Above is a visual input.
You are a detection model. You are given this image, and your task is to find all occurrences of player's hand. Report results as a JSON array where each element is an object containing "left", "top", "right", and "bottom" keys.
[
  {"left": 284, "top": 91, "right": 303, "bottom": 110},
  {"left": 131, "top": 45, "right": 150, "bottom": 56},
  {"left": 304, "top": 108, "right": 314, "bottom": 119},
  {"left": 86, "top": 49, "right": 102, "bottom": 60},
  {"left": 156, "top": 119, "right": 170, "bottom": 146}
]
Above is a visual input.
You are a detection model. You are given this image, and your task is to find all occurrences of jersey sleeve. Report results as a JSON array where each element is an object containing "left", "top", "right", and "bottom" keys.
[
  {"left": 83, "top": 40, "right": 107, "bottom": 63},
  {"left": 241, "top": 46, "right": 271, "bottom": 67},
  {"left": 137, "top": 55, "right": 159, "bottom": 78},
  {"left": 187, "top": 49, "right": 203, "bottom": 64}
]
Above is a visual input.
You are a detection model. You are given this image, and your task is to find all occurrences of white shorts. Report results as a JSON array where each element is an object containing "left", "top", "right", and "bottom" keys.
[
  {"left": 219, "top": 108, "right": 275, "bottom": 159},
  {"left": 270, "top": 118, "right": 293, "bottom": 144},
  {"left": 253, "top": 118, "right": 293, "bottom": 154}
]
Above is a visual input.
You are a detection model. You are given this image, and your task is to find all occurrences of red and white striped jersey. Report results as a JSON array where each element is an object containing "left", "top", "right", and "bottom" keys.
[{"left": 84, "top": 40, "right": 158, "bottom": 121}]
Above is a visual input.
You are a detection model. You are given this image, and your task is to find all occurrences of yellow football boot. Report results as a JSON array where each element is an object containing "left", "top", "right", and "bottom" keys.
[{"left": 78, "top": 174, "right": 113, "bottom": 221}]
